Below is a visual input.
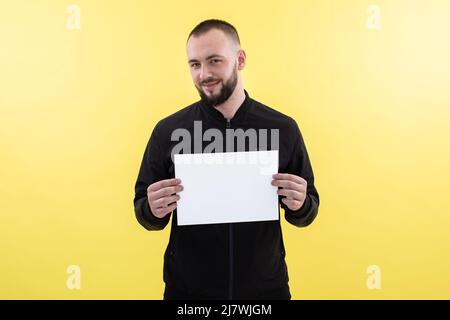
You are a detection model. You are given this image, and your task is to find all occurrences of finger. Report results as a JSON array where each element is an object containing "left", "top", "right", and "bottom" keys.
[
  {"left": 271, "top": 179, "right": 306, "bottom": 192},
  {"left": 281, "top": 197, "right": 302, "bottom": 209},
  {"left": 154, "top": 194, "right": 180, "bottom": 208},
  {"left": 154, "top": 202, "right": 177, "bottom": 217},
  {"left": 277, "top": 188, "right": 305, "bottom": 201},
  {"left": 149, "top": 184, "right": 184, "bottom": 201},
  {"left": 272, "top": 173, "right": 306, "bottom": 185},
  {"left": 148, "top": 178, "right": 181, "bottom": 192}
]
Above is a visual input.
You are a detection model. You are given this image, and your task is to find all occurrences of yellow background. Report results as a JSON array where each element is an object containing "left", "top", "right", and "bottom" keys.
[{"left": 1, "top": 0, "right": 449, "bottom": 299}]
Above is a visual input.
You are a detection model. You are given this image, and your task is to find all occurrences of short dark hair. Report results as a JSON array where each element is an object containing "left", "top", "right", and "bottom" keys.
[{"left": 187, "top": 19, "right": 241, "bottom": 46}]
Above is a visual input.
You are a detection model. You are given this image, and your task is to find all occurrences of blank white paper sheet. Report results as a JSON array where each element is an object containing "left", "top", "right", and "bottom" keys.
[{"left": 174, "top": 150, "right": 279, "bottom": 226}]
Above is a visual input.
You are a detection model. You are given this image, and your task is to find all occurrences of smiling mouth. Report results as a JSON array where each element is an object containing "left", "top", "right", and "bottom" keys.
[{"left": 203, "top": 81, "right": 220, "bottom": 89}]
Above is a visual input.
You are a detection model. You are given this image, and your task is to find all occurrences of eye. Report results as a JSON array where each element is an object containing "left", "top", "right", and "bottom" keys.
[
  {"left": 190, "top": 63, "right": 200, "bottom": 69},
  {"left": 210, "top": 59, "right": 220, "bottom": 64}
]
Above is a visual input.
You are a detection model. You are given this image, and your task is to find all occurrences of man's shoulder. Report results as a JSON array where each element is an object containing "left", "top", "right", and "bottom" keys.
[
  {"left": 154, "top": 100, "right": 200, "bottom": 132},
  {"left": 249, "top": 97, "right": 300, "bottom": 134}
]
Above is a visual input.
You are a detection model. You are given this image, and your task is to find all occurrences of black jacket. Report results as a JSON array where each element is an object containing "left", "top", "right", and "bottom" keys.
[{"left": 133, "top": 90, "right": 319, "bottom": 300}]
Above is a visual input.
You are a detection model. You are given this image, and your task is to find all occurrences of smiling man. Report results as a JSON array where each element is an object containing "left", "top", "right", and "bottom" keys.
[{"left": 133, "top": 19, "right": 320, "bottom": 300}]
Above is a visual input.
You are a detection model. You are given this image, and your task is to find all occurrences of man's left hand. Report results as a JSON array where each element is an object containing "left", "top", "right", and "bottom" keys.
[{"left": 271, "top": 173, "right": 308, "bottom": 211}]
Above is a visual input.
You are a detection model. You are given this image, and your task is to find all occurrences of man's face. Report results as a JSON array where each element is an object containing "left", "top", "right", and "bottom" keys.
[{"left": 186, "top": 29, "right": 239, "bottom": 107}]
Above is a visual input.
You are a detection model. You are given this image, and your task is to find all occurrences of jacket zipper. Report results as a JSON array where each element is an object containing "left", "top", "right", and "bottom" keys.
[{"left": 226, "top": 118, "right": 234, "bottom": 300}]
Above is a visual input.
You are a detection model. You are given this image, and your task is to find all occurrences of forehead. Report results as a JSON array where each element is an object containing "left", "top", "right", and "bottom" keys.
[{"left": 186, "top": 29, "right": 233, "bottom": 60}]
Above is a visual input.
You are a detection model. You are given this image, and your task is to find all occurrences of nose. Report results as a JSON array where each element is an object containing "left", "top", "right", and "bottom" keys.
[{"left": 199, "top": 64, "right": 213, "bottom": 83}]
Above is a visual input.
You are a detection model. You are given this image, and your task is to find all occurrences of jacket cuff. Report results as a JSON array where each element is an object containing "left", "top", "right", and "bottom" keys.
[
  {"left": 141, "top": 198, "right": 170, "bottom": 226},
  {"left": 285, "top": 193, "right": 311, "bottom": 217}
]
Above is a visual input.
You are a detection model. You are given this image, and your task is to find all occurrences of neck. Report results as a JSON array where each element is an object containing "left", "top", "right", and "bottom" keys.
[{"left": 214, "top": 80, "right": 245, "bottom": 119}]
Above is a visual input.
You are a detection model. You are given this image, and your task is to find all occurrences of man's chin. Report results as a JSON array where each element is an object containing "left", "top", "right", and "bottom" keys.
[
  {"left": 198, "top": 91, "right": 217, "bottom": 105},
  {"left": 204, "top": 90, "right": 219, "bottom": 99},
  {"left": 197, "top": 83, "right": 230, "bottom": 107},
  {"left": 203, "top": 84, "right": 221, "bottom": 95}
]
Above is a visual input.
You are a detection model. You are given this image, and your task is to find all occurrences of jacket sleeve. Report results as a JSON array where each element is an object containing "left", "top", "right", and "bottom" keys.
[
  {"left": 133, "top": 123, "right": 172, "bottom": 231},
  {"left": 280, "top": 121, "right": 320, "bottom": 228}
]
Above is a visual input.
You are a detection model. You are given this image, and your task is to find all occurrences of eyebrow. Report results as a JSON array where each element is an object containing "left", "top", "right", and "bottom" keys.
[{"left": 188, "top": 54, "right": 225, "bottom": 64}]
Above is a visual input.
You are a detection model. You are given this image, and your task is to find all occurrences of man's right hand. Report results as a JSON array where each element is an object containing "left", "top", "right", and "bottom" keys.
[{"left": 147, "top": 178, "right": 183, "bottom": 219}]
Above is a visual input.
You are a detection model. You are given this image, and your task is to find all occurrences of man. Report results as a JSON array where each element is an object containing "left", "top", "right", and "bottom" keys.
[{"left": 133, "top": 19, "right": 319, "bottom": 300}]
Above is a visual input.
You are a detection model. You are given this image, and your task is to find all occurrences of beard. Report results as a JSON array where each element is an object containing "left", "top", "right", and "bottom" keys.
[{"left": 196, "top": 65, "right": 238, "bottom": 108}]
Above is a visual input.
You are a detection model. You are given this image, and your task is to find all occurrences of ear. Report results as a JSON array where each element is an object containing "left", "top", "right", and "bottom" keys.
[{"left": 237, "top": 49, "right": 246, "bottom": 70}]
